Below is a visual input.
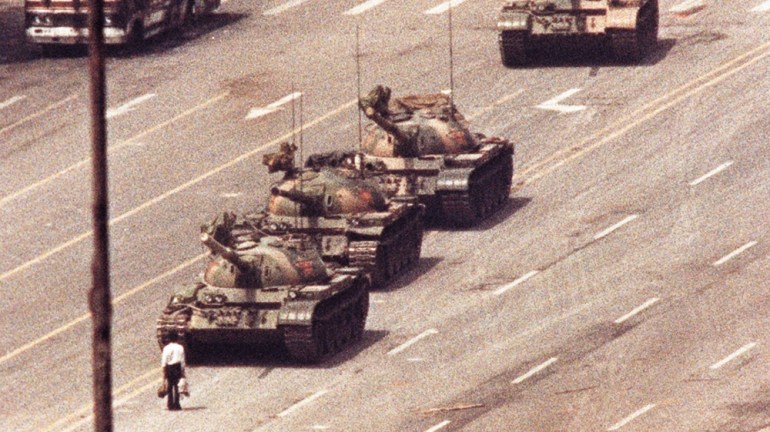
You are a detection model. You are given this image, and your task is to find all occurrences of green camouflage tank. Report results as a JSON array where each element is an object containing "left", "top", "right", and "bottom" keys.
[
  {"left": 250, "top": 143, "right": 424, "bottom": 288},
  {"left": 350, "top": 85, "right": 514, "bottom": 226},
  {"left": 497, "top": 0, "right": 659, "bottom": 65},
  {"left": 156, "top": 215, "right": 369, "bottom": 363}
]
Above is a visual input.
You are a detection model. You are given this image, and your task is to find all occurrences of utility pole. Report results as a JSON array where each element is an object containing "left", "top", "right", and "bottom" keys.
[{"left": 87, "top": 0, "right": 113, "bottom": 428}]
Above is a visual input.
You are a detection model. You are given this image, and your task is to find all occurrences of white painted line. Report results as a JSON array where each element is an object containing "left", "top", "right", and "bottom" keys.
[
  {"left": 753, "top": 1, "right": 770, "bottom": 12},
  {"left": 220, "top": 192, "right": 242, "bottom": 198},
  {"left": 670, "top": 0, "right": 704, "bottom": 12},
  {"left": 607, "top": 404, "right": 656, "bottom": 431},
  {"left": 425, "top": 420, "right": 451, "bottom": 432},
  {"left": 512, "top": 357, "right": 557, "bottom": 384},
  {"left": 593, "top": 214, "right": 639, "bottom": 241},
  {"left": 425, "top": 0, "right": 469, "bottom": 15},
  {"left": 493, "top": 270, "right": 539, "bottom": 296},
  {"left": 264, "top": 0, "right": 311, "bottom": 16},
  {"left": 689, "top": 160, "right": 734, "bottom": 186},
  {"left": 713, "top": 241, "right": 758, "bottom": 266},
  {"left": 0, "top": 95, "right": 26, "bottom": 110},
  {"left": 106, "top": 93, "right": 157, "bottom": 119},
  {"left": 343, "top": 0, "right": 386, "bottom": 15},
  {"left": 277, "top": 389, "right": 329, "bottom": 417},
  {"left": 614, "top": 298, "right": 660, "bottom": 324},
  {"left": 536, "top": 88, "right": 587, "bottom": 113},
  {"left": 710, "top": 342, "right": 757, "bottom": 370},
  {"left": 245, "top": 92, "right": 302, "bottom": 120},
  {"left": 441, "top": 88, "right": 452, "bottom": 95},
  {"left": 387, "top": 329, "right": 438, "bottom": 356},
  {"left": 407, "top": 357, "right": 425, "bottom": 362},
  {"left": 311, "top": 426, "right": 330, "bottom": 430}
]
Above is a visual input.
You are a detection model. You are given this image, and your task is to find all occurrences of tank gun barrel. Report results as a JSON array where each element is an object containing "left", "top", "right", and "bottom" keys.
[
  {"left": 360, "top": 103, "right": 412, "bottom": 145},
  {"left": 270, "top": 186, "right": 321, "bottom": 211},
  {"left": 200, "top": 233, "right": 249, "bottom": 271}
]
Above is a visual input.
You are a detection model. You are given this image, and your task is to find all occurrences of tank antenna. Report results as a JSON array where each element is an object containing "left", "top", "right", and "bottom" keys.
[
  {"left": 290, "top": 82, "right": 297, "bottom": 160},
  {"left": 448, "top": 1, "right": 455, "bottom": 120},
  {"left": 356, "top": 24, "right": 363, "bottom": 151}
]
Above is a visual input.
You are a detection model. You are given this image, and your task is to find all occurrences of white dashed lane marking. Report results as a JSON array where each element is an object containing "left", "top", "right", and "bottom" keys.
[
  {"left": 106, "top": 93, "right": 157, "bottom": 119},
  {"left": 511, "top": 357, "right": 558, "bottom": 384},
  {"left": 387, "top": 329, "right": 438, "bottom": 356},
  {"left": 245, "top": 92, "right": 302, "bottom": 120},
  {"left": 614, "top": 298, "right": 660, "bottom": 324},
  {"left": 0, "top": 95, "right": 26, "bottom": 111},
  {"left": 277, "top": 389, "right": 329, "bottom": 417},
  {"left": 689, "top": 161, "right": 733, "bottom": 186},
  {"left": 263, "top": 0, "right": 311, "bottom": 16},
  {"left": 425, "top": 420, "right": 451, "bottom": 432},
  {"left": 536, "top": 88, "right": 587, "bottom": 114},
  {"left": 343, "top": 0, "right": 386, "bottom": 15},
  {"left": 493, "top": 270, "right": 539, "bottom": 296},
  {"left": 424, "top": 0, "right": 469, "bottom": 15},
  {"left": 710, "top": 342, "right": 757, "bottom": 370},
  {"left": 752, "top": 1, "right": 770, "bottom": 12},
  {"left": 607, "top": 404, "right": 656, "bottom": 431},
  {"left": 670, "top": 0, "right": 705, "bottom": 14},
  {"left": 713, "top": 241, "right": 758, "bottom": 266},
  {"left": 593, "top": 215, "right": 639, "bottom": 241}
]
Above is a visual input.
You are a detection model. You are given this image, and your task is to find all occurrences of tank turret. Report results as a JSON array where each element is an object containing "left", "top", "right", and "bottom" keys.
[
  {"left": 359, "top": 85, "right": 478, "bottom": 157},
  {"left": 353, "top": 85, "right": 515, "bottom": 226},
  {"left": 252, "top": 144, "right": 424, "bottom": 288}
]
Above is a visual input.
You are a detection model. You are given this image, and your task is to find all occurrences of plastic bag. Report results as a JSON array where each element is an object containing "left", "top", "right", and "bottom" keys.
[
  {"left": 157, "top": 380, "right": 168, "bottom": 398},
  {"left": 179, "top": 378, "right": 190, "bottom": 397}
]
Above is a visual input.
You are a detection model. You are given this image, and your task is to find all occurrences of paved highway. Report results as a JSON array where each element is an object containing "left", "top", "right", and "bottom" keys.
[{"left": 1, "top": 0, "right": 768, "bottom": 431}]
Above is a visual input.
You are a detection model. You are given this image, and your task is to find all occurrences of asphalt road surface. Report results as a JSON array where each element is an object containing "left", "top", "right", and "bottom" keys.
[{"left": 1, "top": 0, "right": 769, "bottom": 431}]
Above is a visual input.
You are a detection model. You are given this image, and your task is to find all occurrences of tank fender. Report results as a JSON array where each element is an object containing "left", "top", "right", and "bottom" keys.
[
  {"left": 607, "top": 5, "right": 640, "bottom": 29},
  {"left": 278, "top": 300, "right": 318, "bottom": 326},
  {"left": 436, "top": 168, "right": 474, "bottom": 192},
  {"left": 497, "top": 11, "right": 529, "bottom": 31}
]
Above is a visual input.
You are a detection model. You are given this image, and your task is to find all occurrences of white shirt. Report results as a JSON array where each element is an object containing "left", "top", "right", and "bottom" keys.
[{"left": 161, "top": 342, "right": 186, "bottom": 368}]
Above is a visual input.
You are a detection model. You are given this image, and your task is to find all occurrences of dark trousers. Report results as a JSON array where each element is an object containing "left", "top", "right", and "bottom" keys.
[{"left": 164, "top": 363, "right": 183, "bottom": 410}]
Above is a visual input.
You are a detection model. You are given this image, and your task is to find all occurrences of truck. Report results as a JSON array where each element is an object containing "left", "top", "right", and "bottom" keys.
[{"left": 24, "top": 0, "right": 220, "bottom": 50}]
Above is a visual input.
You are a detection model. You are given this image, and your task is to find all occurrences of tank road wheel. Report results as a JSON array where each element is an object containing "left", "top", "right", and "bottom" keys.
[
  {"left": 610, "top": 0, "right": 659, "bottom": 62},
  {"left": 499, "top": 31, "right": 528, "bottom": 67}
]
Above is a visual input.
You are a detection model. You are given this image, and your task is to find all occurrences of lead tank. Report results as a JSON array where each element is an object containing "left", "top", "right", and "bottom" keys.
[
  {"left": 354, "top": 85, "right": 514, "bottom": 226},
  {"left": 249, "top": 144, "right": 424, "bottom": 289},
  {"left": 156, "top": 214, "right": 369, "bottom": 363},
  {"left": 497, "top": 0, "right": 659, "bottom": 66}
]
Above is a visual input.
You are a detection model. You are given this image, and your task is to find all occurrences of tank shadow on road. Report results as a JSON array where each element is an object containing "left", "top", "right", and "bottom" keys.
[
  {"left": 504, "top": 38, "right": 676, "bottom": 70},
  {"left": 429, "top": 196, "right": 532, "bottom": 233},
  {"left": 187, "top": 329, "right": 389, "bottom": 370},
  {"left": 377, "top": 257, "right": 443, "bottom": 293}
]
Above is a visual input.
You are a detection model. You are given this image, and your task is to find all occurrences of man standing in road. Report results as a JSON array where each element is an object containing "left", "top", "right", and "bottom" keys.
[{"left": 161, "top": 332, "right": 186, "bottom": 411}]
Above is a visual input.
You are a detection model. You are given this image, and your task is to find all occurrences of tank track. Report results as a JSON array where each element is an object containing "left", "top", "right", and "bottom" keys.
[
  {"left": 609, "top": 0, "right": 658, "bottom": 62},
  {"left": 439, "top": 152, "right": 513, "bottom": 226},
  {"left": 282, "top": 279, "right": 369, "bottom": 363},
  {"left": 347, "top": 212, "right": 423, "bottom": 288},
  {"left": 156, "top": 308, "right": 199, "bottom": 360},
  {"left": 499, "top": 31, "right": 528, "bottom": 67}
]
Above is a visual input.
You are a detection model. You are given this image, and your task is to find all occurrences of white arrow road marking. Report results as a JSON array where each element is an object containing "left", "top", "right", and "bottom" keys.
[
  {"left": 0, "top": 95, "right": 26, "bottom": 111},
  {"left": 425, "top": 0, "right": 469, "bottom": 15},
  {"left": 593, "top": 214, "right": 639, "bottom": 241},
  {"left": 245, "top": 92, "right": 302, "bottom": 120},
  {"left": 264, "top": 0, "right": 311, "bottom": 16},
  {"left": 512, "top": 357, "right": 558, "bottom": 384},
  {"left": 689, "top": 160, "right": 733, "bottom": 186},
  {"left": 713, "top": 241, "right": 758, "bottom": 266},
  {"left": 752, "top": 0, "right": 770, "bottom": 12},
  {"left": 670, "top": 0, "right": 705, "bottom": 13},
  {"left": 106, "top": 93, "right": 156, "bottom": 119},
  {"left": 388, "top": 329, "right": 438, "bottom": 356},
  {"left": 277, "top": 389, "right": 329, "bottom": 417},
  {"left": 344, "top": 0, "right": 386, "bottom": 15},
  {"left": 710, "top": 342, "right": 757, "bottom": 370},
  {"left": 536, "top": 88, "right": 587, "bottom": 113},
  {"left": 608, "top": 404, "right": 656, "bottom": 431}
]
